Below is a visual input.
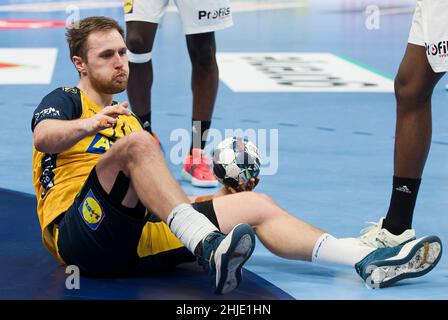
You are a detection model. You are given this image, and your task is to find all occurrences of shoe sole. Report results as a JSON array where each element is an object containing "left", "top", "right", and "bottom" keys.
[
  {"left": 366, "top": 235, "right": 443, "bottom": 288},
  {"left": 213, "top": 224, "right": 256, "bottom": 294},
  {"left": 182, "top": 169, "right": 219, "bottom": 188}
]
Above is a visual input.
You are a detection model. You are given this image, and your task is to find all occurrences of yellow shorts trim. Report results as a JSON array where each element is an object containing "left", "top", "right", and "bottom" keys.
[{"left": 137, "top": 221, "right": 185, "bottom": 258}]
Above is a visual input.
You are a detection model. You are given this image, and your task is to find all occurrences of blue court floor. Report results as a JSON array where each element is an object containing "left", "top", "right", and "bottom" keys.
[{"left": 0, "top": 0, "right": 447, "bottom": 300}]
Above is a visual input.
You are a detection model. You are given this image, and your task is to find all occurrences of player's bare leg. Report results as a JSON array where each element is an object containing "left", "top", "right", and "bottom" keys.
[
  {"left": 212, "top": 192, "right": 442, "bottom": 288},
  {"left": 95, "top": 131, "right": 256, "bottom": 294},
  {"left": 96, "top": 131, "right": 188, "bottom": 218},
  {"left": 213, "top": 192, "right": 322, "bottom": 260}
]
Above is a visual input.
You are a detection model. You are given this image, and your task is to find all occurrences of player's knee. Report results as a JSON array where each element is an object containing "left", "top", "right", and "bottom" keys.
[
  {"left": 124, "top": 131, "right": 157, "bottom": 157},
  {"left": 394, "top": 75, "right": 432, "bottom": 107},
  {"left": 256, "top": 192, "right": 274, "bottom": 205},
  {"left": 190, "top": 44, "right": 216, "bottom": 69},
  {"left": 250, "top": 192, "right": 275, "bottom": 211},
  {"left": 126, "top": 33, "right": 148, "bottom": 53},
  {"left": 250, "top": 192, "right": 279, "bottom": 221}
]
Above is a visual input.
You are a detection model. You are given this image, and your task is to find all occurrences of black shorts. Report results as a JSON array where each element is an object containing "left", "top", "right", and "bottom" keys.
[{"left": 56, "top": 168, "right": 219, "bottom": 276}]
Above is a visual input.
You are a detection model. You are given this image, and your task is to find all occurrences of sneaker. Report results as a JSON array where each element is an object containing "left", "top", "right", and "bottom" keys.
[
  {"left": 355, "top": 235, "right": 443, "bottom": 288},
  {"left": 341, "top": 218, "right": 416, "bottom": 248},
  {"left": 198, "top": 224, "right": 256, "bottom": 294},
  {"left": 182, "top": 148, "right": 218, "bottom": 188}
]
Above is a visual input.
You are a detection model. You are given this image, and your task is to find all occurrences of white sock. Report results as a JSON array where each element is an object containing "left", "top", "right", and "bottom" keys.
[
  {"left": 167, "top": 203, "right": 219, "bottom": 254},
  {"left": 312, "top": 233, "right": 375, "bottom": 267}
]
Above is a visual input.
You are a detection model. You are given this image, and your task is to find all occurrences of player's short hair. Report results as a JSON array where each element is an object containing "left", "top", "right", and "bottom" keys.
[{"left": 66, "top": 16, "right": 125, "bottom": 62}]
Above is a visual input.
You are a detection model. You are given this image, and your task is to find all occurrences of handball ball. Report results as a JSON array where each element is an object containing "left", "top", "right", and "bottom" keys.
[{"left": 212, "top": 136, "right": 261, "bottom": 188}]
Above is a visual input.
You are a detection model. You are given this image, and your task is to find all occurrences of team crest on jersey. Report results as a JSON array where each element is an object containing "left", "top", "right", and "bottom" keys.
[
  {"left": 124, "top": 0, "right": 134, "bottom": 14},
  {"left": 62, "top": 87, "right": 78, "bottom": 94},
  {"left": 78, "top": 190, "right": 105, "bottom": 231},
  {"left": 87, "top": 133, "right": 114, "bottom": 154}
]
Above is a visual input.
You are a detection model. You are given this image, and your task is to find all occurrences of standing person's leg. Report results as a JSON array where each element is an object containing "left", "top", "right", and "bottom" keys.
[
  {"left": 346, "top": 0, "right": 447, "bottom": 248},
  {"left": 186, "top": 32, "right": 218, "bottom": 153},
  {"left": 125, "top": 0, "right": 170, "bottom": 138},
  {"left": 177, "top": 0, "right": 233, "bottom": 188},
  {"left": 343, "top": 45, "right": 443, "bottom": 247},
  {"left": 125, "top": 21, "right": 158, "bottom": 133},
  {"left": 383, "top": 44, "right": 444, "bottom": 236},
  {"left": 210, "top": 193, "right": 443, "bottom": 288},
  {"left": 181, "top": 31, "right": 219, "bottom": 187}
]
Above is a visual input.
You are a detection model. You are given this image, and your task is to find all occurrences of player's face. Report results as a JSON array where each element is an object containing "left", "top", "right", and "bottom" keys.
[{"left": 84, "top": 30, "right": 129, "bottom": 94}]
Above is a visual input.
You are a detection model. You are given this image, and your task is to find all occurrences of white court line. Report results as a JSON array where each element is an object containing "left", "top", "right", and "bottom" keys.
[
  {"left": 0, "top": 0, "right": 307, "bottom": 13},
  {"left": 339, "top": 6, "right": 415, "bottom": 15},
  {"left": 378, "top": 7, "right": 415, "bottom": 15}
]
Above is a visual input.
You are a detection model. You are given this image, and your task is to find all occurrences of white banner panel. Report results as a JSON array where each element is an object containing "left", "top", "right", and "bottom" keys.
[
  {"left": 217, "top": 52, "right": 394, "bottom": 93},
  {"left": 0, "top": 48, "right": 57, "bottom": 84}
]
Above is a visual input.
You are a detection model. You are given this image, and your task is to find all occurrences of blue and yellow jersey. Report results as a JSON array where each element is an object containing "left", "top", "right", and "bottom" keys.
[{"left": 31, "top": 87, "right": 143, "bottom": 254}]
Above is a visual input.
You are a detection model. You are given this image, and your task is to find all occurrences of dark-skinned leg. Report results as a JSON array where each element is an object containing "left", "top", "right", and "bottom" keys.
[
  {"left": 186, "top": 32, "right": 218, "bottom": 152},
  {"left": 126, "top": 21, "right": 158, "bottom": 133},
  {"left": 181, "top": 32, "right": 219, "bottom": 187},
  {"left": 383, "top": 43, "right": 445, "bottom": 234}
]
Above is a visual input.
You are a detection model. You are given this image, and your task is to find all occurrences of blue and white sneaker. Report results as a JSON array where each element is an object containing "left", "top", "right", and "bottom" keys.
[
  {"left": 198, "top": 224, "right": 256, "bottom": 294},
  {"left": 355, "top": 235, "right": 443, "bottom": 288},
  {"left": 341, "top": 218, "right": 416, "bottom": 248}
]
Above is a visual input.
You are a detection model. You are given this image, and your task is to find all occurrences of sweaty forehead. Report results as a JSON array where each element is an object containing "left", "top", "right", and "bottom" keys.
[{"left": 86, "top": 30, "right": 125, "bottom": 53}]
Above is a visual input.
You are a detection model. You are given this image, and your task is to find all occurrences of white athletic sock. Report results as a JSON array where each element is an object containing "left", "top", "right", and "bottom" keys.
[
  {"left": 312, "top": 233, "right": 375, "bottom": 267},
  {"left": 167, "top": 203, "right": 219, "bottom": 254}
]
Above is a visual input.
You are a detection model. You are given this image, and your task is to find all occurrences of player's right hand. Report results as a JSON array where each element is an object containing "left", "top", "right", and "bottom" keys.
[
  {"left": 84, "top": 102, "right": 131, "bottom": 134},
  {"left": 225, "top": 177, "right": 260, "bottom": 194}
]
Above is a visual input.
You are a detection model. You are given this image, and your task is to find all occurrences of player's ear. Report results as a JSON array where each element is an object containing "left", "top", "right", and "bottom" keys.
[{"left": 72, "top": 56, "right": 87, "bottom": 75}]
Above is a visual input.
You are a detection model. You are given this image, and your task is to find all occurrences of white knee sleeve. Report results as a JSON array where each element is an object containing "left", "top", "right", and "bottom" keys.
[{"left": 127, "top": 50, "right": 152, "bottom": 63}]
